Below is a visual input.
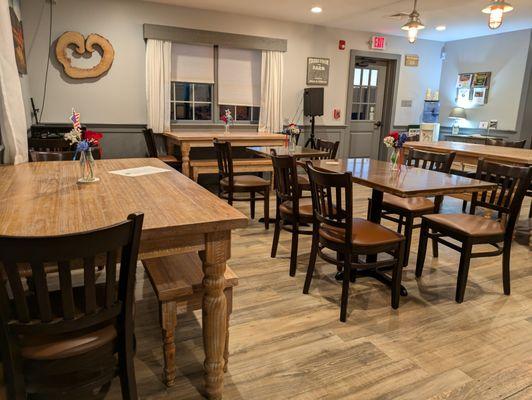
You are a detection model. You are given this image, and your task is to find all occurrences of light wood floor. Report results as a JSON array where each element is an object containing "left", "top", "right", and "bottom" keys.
[{"left": 4, "top": 187, "right": 532, "bottom": 399}]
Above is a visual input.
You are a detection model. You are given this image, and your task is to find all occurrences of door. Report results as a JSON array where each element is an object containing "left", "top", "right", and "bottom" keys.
[{"left": 347, "top": 59, "right": 387, "bottom": 159}]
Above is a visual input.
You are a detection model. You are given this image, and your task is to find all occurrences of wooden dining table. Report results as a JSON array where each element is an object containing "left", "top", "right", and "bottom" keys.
[
  {"left": 247, "top": 145, "right": 329, "bottom": 159},
  {"left": 310, "top": 158, "right": 498, "bottom": 289},
  {"left": 0, "top": 158, "right": 248, "bottom": 399},
  {"left": 163, "top": 130, "right": 287, "bottom": 178}
]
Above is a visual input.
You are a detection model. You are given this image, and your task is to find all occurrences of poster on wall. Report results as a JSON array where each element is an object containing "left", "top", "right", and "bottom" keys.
[
  {"left": 8, "top": 0, "right": 27, "bottom": 75},
  {"left": 307, "top": 57, "right": 330, "bottom": 86},
  {"left": 472, "top": 88, "right": 487, "bottom": 105},
  {"left": 457, "top": 73, "right": 472, "bottom": 89}
]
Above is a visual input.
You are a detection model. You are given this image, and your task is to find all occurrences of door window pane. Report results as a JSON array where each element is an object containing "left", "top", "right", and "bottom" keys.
[
  {"left": 353, "top": 87, "right": 361, "bottom": 103},
  {"left": 353, "top": 68, "right": 361, "bottom": 86},
  {"left": 359, "top": 104, "right": 368, "bottom": 120},
  {"left": 370, "top": 69, "right": 378, "bottom": 87},
  {"left": 361, "top": 69, "right": 370, "bottom": 86},
  {"left": 369, "top": 87, "right": 377, "bottom": 103},
  {"left": 361, "top": 87, "right": 369, "bottom": 103}
]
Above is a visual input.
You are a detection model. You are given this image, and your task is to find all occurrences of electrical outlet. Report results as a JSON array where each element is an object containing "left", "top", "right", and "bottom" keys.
[
  {"left": 479, "top": 121, "right": 489, "bottom": 129},
  {"left": 489, "top": 120, "right": 498, "bottom": 129}
]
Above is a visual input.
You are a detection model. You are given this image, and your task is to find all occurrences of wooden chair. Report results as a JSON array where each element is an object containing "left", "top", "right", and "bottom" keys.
[
  {"left": 270, "top": 150, "right": 314, "bottom": 276},
  {"left": 143, "top": 128, "right": 180, "bottom": 169},
  {"left": 142, "top": 253, "right": 238, "bottom": 387},
  {"left": 368, "top": 149, "right": 456, "bottom": 267},
  {"left": 298, "top": 139, "right": 340, "bottom": 190},
  {"left": 0, "top": 213, "right": 144, "bottom": 399},
  {"left": 303, "top": 163, "right": 405, "bottom": 322},
  {"left": 214, "top": 139, "right": 270, "bottom": 229},
  {"left": 416, "top": 159, "right": 532, "bottom": 303},
  {"left": 29, "top": 148, "right": 101, "bottom": 162}
]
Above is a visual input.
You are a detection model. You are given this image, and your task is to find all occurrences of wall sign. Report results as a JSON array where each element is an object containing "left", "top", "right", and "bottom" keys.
[
  {"left": 370, "top": 36, "right": 386, "bottom": 50},
  {"left": 307, "top": 57, "right": 330, "bottom": 86},
  {"left": 55, "top": 31, "right": 115, "bottom": 79},
  {"left": 455, "top": 71, "right": 491, "bottom": 106},
  {"left": 404, "top": 54, "right": 419, "bottom": 67}
]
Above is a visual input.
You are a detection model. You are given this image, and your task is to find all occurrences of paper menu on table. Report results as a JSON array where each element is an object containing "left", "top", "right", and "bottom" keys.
[{"left": 109, "top": 166, "right": 171, "bottom": 177}]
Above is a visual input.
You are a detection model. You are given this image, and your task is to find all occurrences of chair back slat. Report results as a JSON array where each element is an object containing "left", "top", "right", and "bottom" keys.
[
  {"left": 0, "top": 213, "right": 143, "bottom": 337},
  {"left": 471, "top": 160, "right": 532, "bottom": 234},
  {"left": 213, "top": 139, "right": 234, "bottom": 184},
  {"left": 270, "top": 150, "right": 299, "bottom": 207},
  {"left": 406, "top": 149, "right": 456, "bottom": 173},
  {"left": 315, "top": 139, "right": 340, "bottom": 160},
  {"left": 486, "top": 138, "right": 527, "bottom": 148},
  {"left": 143, "top": 128, "right": 159, "bottom": 158}
]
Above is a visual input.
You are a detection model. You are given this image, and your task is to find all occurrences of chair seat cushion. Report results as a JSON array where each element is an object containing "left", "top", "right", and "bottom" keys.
[
  {"left": 220, "top": 175, "right": 269, "bottom": 188},
  {"left": 319, "top": 218, "right": 403, "bottom": 249},
  {"left": 158, "top": 155, "right": 179, "bottom": 163},
  {"left": 382, "top": 193, "right": 435, "bottom": 212},
  {"left": 422, "top": 213, "right": 505, "bottom": 237},
  {"left": 279, "top": 199, "right": 313, "bottom": 219},
  {"left": 20, "top": 324, "right": 117, "bottom": 361}
]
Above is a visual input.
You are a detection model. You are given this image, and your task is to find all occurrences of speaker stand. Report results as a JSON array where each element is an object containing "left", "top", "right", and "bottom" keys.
[{"left": 304, "top": 116, "right": 317, "bottom": 149}]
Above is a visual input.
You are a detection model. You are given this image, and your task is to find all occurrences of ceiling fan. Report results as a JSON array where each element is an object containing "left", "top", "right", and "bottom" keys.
[{"left": 387, "top": 0, "right": 425, "bottom": 43}]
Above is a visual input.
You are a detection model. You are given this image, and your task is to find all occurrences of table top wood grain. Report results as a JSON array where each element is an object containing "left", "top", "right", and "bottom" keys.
[
  {"left": 247, "top": 145, "right": 329, "bottom": 158},
  {"left": 404, "top": 141, "right": 532, "bottom": 166},
  {"left": 0, "top": 158, "right": 248, "bottom": 239},
  {"left": 310, "top": 158, "right": 498, "bottom": 198}
]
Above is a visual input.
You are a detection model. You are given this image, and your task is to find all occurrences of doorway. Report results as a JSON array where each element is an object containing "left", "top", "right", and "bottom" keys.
[{"left": 345, "top": 51, "right": 399, "bottom": 160}]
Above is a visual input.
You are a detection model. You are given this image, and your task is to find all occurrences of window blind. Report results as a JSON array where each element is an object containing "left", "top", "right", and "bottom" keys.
[
  {"left": 218, "top": 48, "right": 261, "bottom": 106},
  {"left": 171, "top": 43, "right": 214, "bottom": 83}
]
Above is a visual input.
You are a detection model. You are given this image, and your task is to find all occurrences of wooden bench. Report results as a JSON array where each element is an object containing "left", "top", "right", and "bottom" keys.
[
  {"left": 190, "top": 158, "right": 273, "bottom": 182},
  {"left": 142, "top": 252, "right": 238, "bottom": 387}
]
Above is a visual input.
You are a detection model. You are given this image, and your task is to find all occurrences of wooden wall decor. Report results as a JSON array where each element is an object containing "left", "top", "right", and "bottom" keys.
[{"left": 55, "top": 31, "right": 114, "bottom": 79}]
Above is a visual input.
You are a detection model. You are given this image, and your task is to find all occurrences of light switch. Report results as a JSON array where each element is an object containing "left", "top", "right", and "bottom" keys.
[
  {"left": 401, "top": 100, "right": 412, "bottom": 108},
  {"left": 479, "top": 121, "right": 488, "bottom": 129}
]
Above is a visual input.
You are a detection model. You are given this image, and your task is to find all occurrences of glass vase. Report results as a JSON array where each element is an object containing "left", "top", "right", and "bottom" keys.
[
  {"left": 389, "top": 148, "right": 400, "bottom": 171},
  {"left": 224, "top": 124, "right": 230, "bottom": 134},
  {"left": 289, "top": 134, "right": 297, "bottom": 151},
  {"left": 78, "top": 150, "right": 99, "bottom": 183}
]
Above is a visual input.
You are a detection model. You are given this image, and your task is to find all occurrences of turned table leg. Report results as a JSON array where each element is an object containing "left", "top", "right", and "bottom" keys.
[
  {"left": 160, "top": 301, "right": 177, "bottom": 386},
  {"left": 200, "top": 231, "right": 230, "bottom": 399},
  {"left": 181, "top": 144, "right": 191, "bottom": 178}
]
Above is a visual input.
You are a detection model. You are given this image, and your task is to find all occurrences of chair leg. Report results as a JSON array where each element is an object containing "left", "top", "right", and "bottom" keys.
[
  {"left": 529, "top": 200, "right": 532, "bottom": 219},
  {"left": 118, "top": 328, "right": 138, "bottom": 399},
  {"left": 224, "top": 288, "right": 233, "bottom": 373},
  {"left": 250, "top": 191, "right": 255, "bottom": 219},
  {"left": 502, "top": 239, "right": 512, "bottom": 295},
  {"left": 455, "top": 241, "right": 472, "bottom": 303},
  {"left": 271, "top": 209, "right": 281, "bottom": 258},
  {"left": 0, "top": 332, "right": 26, "bottom": 400},
  {"left": 263, "top": 188, "right": 269, "bottom": 230},
  {"left": 392, "top": 241, "right": 405, "bottom": 309},
  {"left": 431, "top": 229, "right": 439, "bottom": 258},
  {"left": 397, "top": 216, "right": 403, "bottom": 234},
  {"left": 462, "top": 200, "right": 468, "bottom": 213},
  {"left": 340, "top": 252, "right": 352, "bottom": 322},
  {"left": 367, "top": 199, "right": 372, "bottom": 221},
  {"left": 228, "top": 192, "right": 233, "bottom": 206},
  {"left": 402, "top": 214, "right": 414, "bottom": 267},
  {"left": 289, "top": 221, "right": 299, "bottom": 277},
  {"left": 303, "top": 225, "right": 319, "bottom": 294},
  {"left": 336, "top": 251, "right": 343, "bottom": 273},
  {"left": 160, "top": 301, "right": 177, "bottom": 387},
  {"left": 415, "top": 221, "right": 430, "bottom": 278}
]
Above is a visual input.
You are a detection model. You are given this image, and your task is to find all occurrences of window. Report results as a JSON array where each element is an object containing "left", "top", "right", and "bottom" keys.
[
  {"left": 171, "top": 82, "right": 213, "bottom": 121},
  {"left": 351, "top": 67, "right": 378, "bottom": 121},
  {"left": 219, "top": 105, "right": 260, "bottom": 124}
]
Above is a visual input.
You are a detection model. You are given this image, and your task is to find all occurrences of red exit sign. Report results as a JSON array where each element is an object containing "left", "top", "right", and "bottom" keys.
[{"left": 370, "top": 36, "right": 386, "bottom": 50}]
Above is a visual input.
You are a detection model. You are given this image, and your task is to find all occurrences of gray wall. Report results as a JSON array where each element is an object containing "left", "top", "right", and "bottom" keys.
[{"left": 438, "top": 29, "right": 532, "bottom": 133}]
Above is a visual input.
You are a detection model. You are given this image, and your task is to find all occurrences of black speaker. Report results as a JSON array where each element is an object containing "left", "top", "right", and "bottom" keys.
[{"left": 303, "top": 87, "right": 324, "bottom": 117}]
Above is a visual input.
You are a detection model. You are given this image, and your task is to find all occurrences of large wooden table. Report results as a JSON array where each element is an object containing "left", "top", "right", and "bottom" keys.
[
  {"left": 247, "top": 145, "right": 329, "bottom": 159},
  {"left": 163, "top": 130, "right": 287, "bottom": 178},
  {"left": 0, "top": 158, "right": 248, "bottom": 399},
  {"left": 311, "top": 158, "right": 497, "bottom": 286},
  {"left": 404, "top": 141, "right": 532, "bottom": 166}
]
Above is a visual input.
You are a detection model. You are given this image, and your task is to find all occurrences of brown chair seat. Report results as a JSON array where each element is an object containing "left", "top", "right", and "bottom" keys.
[
  {"left": 319, "top": 218, "right": 403, "bottom": 248},
  {"left": 220, "top": 175, "right": 269, "bottom": 189},
  {"left": 158, "top": 154, "right": 179, "bottom": 163},
  {"left": 279, "top": 199, "right": 313, "bottom": 219},
  {"left": 382, "top": 193, "right": 434, "bottom": 212},
  {"left": 423, "top": 213, "right": 505, "bottom": 237},
  {"left": 20, "top": 324, "right": 117, "bottom": 361}
]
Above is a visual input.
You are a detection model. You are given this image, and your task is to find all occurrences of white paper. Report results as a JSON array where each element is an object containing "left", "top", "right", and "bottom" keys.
[{"left": 109, "top": 166, "right": 171, "bottom": 177}]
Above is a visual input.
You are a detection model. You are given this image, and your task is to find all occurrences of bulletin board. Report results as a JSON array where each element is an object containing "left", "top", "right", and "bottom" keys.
[{"left": 455, "top": 72, "right": 491, "bottom": 106}]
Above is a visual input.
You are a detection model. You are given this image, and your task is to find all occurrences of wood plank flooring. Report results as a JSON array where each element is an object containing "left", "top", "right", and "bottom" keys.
[{"left": 2, "top": 186, "right": 531, "bottom": 399}]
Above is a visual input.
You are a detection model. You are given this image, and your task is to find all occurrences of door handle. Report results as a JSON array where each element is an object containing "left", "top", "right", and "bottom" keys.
[{"left": 374, "top": 121, "right": 382, "bottom": 128}]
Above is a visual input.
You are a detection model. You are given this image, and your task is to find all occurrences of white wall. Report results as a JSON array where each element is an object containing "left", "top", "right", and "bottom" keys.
[
  {"left": 22, "top": 0, "right": 443, "bottom": 128},
  {"left": 438, "top": 29, "right": 532, "bottom": 131}
]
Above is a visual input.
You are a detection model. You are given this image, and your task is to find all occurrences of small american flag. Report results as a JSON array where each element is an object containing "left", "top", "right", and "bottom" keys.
[{"left": 70, "top": 108, "right": 81, "bottom": 131}]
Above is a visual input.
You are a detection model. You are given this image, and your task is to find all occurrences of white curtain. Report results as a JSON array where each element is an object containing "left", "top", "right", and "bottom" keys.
[
  {"left": 0, "top": 0, "right": 28, "bottom": 164},
  {"left": 258, "top": 50, "right": 284, "bottom": 133},
  {"left": 146, "top": 39, "right": 171, "bottom": 133}
]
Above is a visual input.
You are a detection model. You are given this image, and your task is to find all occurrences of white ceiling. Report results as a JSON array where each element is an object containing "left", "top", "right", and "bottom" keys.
[{"left": 145, "top": 0, "right": 532, "bottom": 42}]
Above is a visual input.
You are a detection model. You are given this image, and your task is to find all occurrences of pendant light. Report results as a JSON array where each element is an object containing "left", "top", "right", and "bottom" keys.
[
  {"left": 401, "top": 0, "right": 425, "bottom": 44},
  {"left": 482, "top": 1, "right": 514, "bottom": 30}
]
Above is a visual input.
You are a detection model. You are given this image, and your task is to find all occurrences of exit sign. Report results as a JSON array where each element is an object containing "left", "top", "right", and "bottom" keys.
[{"left": 370, "top": 36, "right": 386, "bottom": 50}]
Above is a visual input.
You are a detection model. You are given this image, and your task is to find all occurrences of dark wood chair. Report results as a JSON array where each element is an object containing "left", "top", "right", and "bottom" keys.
[
  {"left": 485, "top": 138, "right": 527, "bottom": 148},
  {"left": 416, "top": 159, "right": 532, "bottom": 303},
  {"left": 29, "top": 148, "right": 101, "bottom": 162},
  {"left": 0, "top": 213, "right": 144, "bottom": 399},
  {"left": 369, "top": 149, "right": 456, "bottom": 267},
  {"left": 298, "top": 139, "right": 340, "bottom": 190},
  {"left": 214, "top": 139, "right": 270, "bottom": 229},
  {"left": 303, "top": 163, "right": 405, "bottom": 322},
  {"left": 270, "top": 150, "right": 314, "bottom": 276},
  {"left": 143, "top": 128, "right": 180, "bottom": 169}
]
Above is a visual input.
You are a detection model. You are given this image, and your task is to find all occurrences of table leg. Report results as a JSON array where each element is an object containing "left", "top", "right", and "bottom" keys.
[
  {"left": 367, "top": 189, "right": 383, "bottom": 263},
  {"left": 200, "top": 231, "right": 230, "bottom": 400},
  {"left": 182, "top": 144, "right": 191, "bottom": 178}
]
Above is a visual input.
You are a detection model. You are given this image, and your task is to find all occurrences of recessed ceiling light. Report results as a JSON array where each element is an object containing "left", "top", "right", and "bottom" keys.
[
  {"left": 311, "top": 6, "right": 322, "bottom": 14},
  {"left": 435, "top": 25, "right": 446, "bottom": 31}
]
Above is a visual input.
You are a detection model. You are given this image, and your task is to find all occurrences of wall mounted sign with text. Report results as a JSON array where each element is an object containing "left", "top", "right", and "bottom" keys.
[
  {"left": 307, "top": 57, "right": 330, "bottom": 86},
  {"left": 455, "top": 71, "right": 491, "bottom": 106},
  {"left": 404, "top": 54, "right": 419, "bottom": 67},
  {"left": 370, "top": 36, "right": 386, "bottom": 50}
]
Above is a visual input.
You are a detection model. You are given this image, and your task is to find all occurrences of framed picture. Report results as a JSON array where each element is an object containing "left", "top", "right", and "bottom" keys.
[
  {"left": 307, "top": 57, "right": 330, "bottom": 86},
  {"left": 9, "top": 0, "right": 27, "bottom": 75},
  {"left": 404, "top": 54, "right": 419, "bottom": 67},
  {"left": 472, "top": 72, "right": 491, "bottom": 87},
  {"left": 457, "top": 73, "right": 473, "bottom": 89}
]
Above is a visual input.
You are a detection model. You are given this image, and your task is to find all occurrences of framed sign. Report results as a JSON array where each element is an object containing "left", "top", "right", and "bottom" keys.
[
  {"left": 404, "top": 54, "right": 419, "bottom": 67},
  {"left": 307, "top": 57, "right": 330, "bottom": 86},
  {"left": 370, "top": 35, "right": 386, "bottom": 50}
]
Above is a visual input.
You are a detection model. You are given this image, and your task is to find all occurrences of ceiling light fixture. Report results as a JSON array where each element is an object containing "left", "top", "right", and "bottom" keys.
[
  {"left": 482, "top": 1, "right": 513, "bottom": 30},
  {"left": 401, "top": 0, "right": 425, "bottom": 44},
  {"left": 311, "top": 6, "right": 322, "bottom": 14},
  {"left": 435, "top": 25, "right": 446, "bottom": 31}
]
